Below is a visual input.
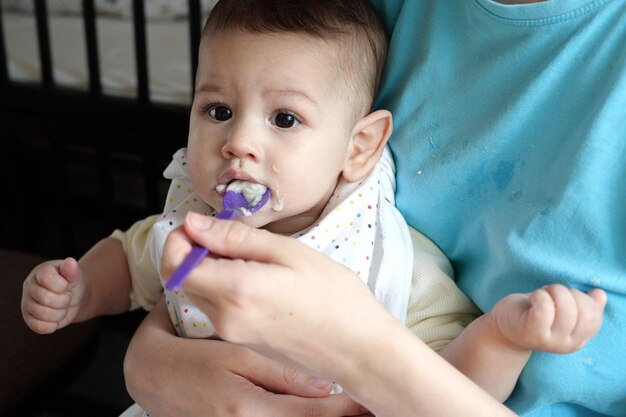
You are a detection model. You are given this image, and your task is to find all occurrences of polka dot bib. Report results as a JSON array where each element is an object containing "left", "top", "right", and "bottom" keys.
[{"left": 151, "top": 147, "right": 413, "bottom": 338}]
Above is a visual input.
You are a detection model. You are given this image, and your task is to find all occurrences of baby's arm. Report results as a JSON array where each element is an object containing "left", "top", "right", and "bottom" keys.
[
  {"left": 439, "top": 284, "right": 607, "bottom": 401},
  {"left": 21, "top": 237, "right": 132, "bottom": 334},
  {"left": 405, "top": 227, "right": 480, "bottom": 348}
]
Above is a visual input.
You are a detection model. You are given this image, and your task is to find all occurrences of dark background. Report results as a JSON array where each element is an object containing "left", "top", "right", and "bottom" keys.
[
  {"left": 0, "top": 86, "right": 188, "bottom": 417},
  {"left": 0, "top": 1, "right": 202, "bottom": 414}
]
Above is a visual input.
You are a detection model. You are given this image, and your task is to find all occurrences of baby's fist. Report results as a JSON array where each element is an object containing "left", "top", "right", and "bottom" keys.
[
  {"left": 21, "top": 257, "right": 86, "bottom": 334},
  {"left": 493, "top": 284, "right": 607, "bottom": 353}
]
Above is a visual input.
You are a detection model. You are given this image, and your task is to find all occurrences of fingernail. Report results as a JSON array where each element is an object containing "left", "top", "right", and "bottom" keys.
[
  {"left": 187, "top": 212, "right": 213, "bottom": 230},
  {"left": 309, "top": 377, "right": 332, "bottom": 390}
]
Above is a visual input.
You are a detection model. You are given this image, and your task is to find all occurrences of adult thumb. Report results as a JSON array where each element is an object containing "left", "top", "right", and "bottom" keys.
[{"left": 183, "top": 212, "right": 305, "bottom": 266}]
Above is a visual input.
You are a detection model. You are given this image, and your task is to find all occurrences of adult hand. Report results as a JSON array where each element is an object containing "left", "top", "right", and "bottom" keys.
[
  {"left": 160, "top": 213, "right": 517, "bottom": 417},
  {"left": 124, "top": 297, "right": 369, "bottom": 417},
  {"left": 160, "top": 212, "right": 392, "bottom": 381}
]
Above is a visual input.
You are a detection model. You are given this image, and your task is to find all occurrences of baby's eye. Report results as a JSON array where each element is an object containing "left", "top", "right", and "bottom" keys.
[
  {"left": 206, "top": 104, "right": 232, "bottom": 121},
  {"left": 271, "top": 111, "right": 301, "bottom": 129}
]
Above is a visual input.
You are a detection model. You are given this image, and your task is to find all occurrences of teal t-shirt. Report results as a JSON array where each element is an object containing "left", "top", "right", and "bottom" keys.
[{"left": 370, "top": 0, "right": 626, "bottom": 415}]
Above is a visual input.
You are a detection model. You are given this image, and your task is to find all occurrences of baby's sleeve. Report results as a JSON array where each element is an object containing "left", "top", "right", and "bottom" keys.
[
  {"left": 405, "top": 227, "right": 481, "bottom": 351},
  {"left": 110, "top": 214, "right": 163, "bottom": 311}
]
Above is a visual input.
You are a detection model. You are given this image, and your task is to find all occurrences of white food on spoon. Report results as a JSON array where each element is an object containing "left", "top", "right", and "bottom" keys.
[
  {"left": 239, "top": 207, "right": 252, "bottom": 216},
  {"left": 226, "top": 180, "right": 267, "bottom": 207}
]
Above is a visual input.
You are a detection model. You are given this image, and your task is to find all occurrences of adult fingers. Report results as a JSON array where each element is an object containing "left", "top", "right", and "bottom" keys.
[
  {"left": 183, "top": 212, "right": 310, "bottom": 266},
  {"left": 177, "top": 212, "right": 344, "bottom": 306},
  {"left": 249, "top": 390, "right": 369, "bottom": 417},
  {"left": 159, "top": 225, "right": 197, "bottom": 279},
  {"left": 162, "top": 212, "right": 323, "bottom": 311},
  {"left": 234, "top": 348, "right": 333, "bottom": 397}
]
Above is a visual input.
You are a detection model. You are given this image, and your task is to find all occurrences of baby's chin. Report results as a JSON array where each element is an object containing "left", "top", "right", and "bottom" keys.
[
  {"left": 232, "top": 213, "right": 271, "bottom": 229},
  {"left": 235, "top": 213, "right": 295, "bottom": 236}
]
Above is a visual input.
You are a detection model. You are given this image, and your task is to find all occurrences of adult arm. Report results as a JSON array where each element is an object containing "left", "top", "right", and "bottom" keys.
[
  {"left": 162, "top": 213, "right": 517, "bottom": 417},
  {"left": 124, "top": 297, "right": 370, "bottom": 417}
]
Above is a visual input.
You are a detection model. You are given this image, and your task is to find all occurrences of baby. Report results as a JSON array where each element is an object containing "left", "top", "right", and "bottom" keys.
[{"left": 21, "top": 0, "right": 606, "bottom": 413}]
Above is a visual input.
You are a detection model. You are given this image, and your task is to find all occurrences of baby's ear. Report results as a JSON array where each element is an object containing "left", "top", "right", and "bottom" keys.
[{"left": 342, "top": 109, "right": 393, "bottom": 182}]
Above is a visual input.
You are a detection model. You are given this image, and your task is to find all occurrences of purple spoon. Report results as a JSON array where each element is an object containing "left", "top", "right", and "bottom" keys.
[{"left": 164, "top": 187, "right": 271, "bottom": 291}]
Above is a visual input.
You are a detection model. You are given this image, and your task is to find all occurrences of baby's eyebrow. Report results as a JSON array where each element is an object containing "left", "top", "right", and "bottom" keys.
[
  {"left": 266, "top": 88, "right": 319, "bottom": 107},
  {"left": 194, "top": 83, "right": 224, "bottom": 95}
]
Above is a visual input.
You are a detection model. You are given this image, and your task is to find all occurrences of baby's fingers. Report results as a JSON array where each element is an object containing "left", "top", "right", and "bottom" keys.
[
  {"left": 24, "top": 301, "right": 71, "bottom": 323},
  {"left": 533, "top": 285, "right": 607, "bottom": 353},
  {"left": 587, "top": 288, "right": 608, "bottom": 307},
  {"left": 21, "top": 289, "right": 71, "bottom": 334},
  {"left": 59, "top": 257, "right": 80, "bottom": 285},
  {"left": 22, "top": 314, "right": 63, "bottom": 335},
  {"left": 27, "top": 281, "right": 72, "bottom": 309},
  {"left": 526, "top": 288, "right": 557, "bottom": 332},
  {"left": 568, "top": 288, "right": 606, "bottom": 347},
  {"left": 541, "top": 284, "right": 579, "bottom": 342},
  {"left": 33, "top": 260, "right": 74, "bottom": 293}
]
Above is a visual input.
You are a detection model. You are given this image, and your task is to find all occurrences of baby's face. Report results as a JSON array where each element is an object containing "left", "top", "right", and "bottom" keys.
[{"left": 187, "top": 29, "right": 358, "bottom": 235}]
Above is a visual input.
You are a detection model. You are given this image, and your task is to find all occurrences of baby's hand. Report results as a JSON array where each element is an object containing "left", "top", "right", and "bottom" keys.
[
  {"left": 21, "top": 257, "right": 87, "bottom": 334},
  {"left": 491, "top": 284, "right": 607, "bottom": 353}
]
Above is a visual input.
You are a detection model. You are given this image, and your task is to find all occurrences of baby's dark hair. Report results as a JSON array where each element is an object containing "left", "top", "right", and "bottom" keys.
[{"left": 203, "top": 0, "right": 387, "bottom": 115}]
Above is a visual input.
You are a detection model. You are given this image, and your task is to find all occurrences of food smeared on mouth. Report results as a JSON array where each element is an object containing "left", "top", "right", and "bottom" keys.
[{"left": 270, "top": 198, "right": 284, "bottom": 212}]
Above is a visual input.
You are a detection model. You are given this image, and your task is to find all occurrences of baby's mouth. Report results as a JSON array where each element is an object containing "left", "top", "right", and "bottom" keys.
[{"left": 216, "top": 180, "right": 268, "bottom": 208}]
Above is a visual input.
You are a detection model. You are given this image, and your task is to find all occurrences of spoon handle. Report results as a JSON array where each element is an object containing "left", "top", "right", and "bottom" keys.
[
  {"left": 164, "top": 206, "right": 238, "bottom": 290},
  {"left": 164, "top": 245, "right": 209, "bottom": 291},
  {"left": 164, "top": 188, "right": 269, "bottom": 291},
  {"left": 216, "top": 209, "right": 237, "bottom": 220}
]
